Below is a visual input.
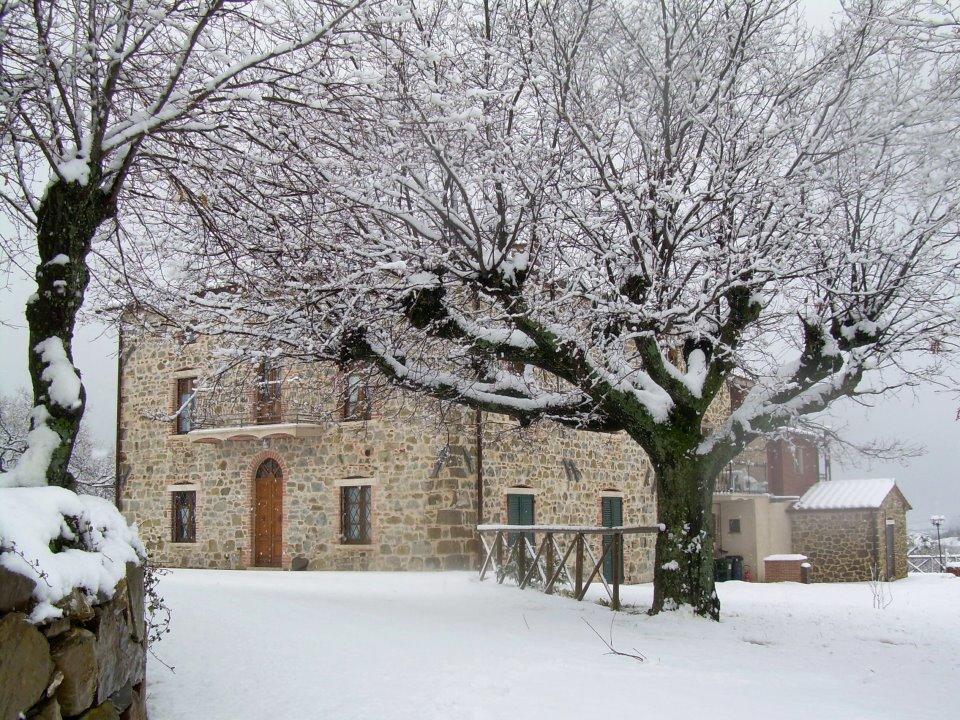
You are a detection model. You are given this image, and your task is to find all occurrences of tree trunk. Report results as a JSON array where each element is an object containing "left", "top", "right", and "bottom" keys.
[
  {"left": 651, "top": 457, "right": 720, "bottom": 620},
  {"left": 24, "top": 179, "right": 112, "bottom": 488}
]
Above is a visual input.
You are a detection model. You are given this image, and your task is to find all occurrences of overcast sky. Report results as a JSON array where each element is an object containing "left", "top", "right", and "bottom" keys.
[{"left": 0, "top": 0, "right": 956, "bottom": 530}]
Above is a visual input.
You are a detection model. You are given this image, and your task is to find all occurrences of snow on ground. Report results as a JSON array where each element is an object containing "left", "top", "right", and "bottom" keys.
[{"left": 147, "top": 571, "right": 959, "bottom": 720}]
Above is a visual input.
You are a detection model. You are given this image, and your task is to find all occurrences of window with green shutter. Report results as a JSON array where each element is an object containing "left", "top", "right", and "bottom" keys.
[
  {"left": 507, "top": 493, "right": 535, "bottom": 552},
  {"left": 601, "top": 496, "right": 624, "bottom": 582}
]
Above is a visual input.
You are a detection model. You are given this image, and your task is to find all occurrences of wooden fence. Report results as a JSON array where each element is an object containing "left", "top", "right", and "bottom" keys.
[{"left": 476, "top": 523, "right": 661, "bottom": 610}]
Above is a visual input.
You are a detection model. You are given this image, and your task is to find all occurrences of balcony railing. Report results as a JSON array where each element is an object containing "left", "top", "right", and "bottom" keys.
[
  {"left": 191, "top": 409, "right": 327, "bottom": 430},
  {"left": 716, "top": 463, "right": 769, "bottom": 494}
]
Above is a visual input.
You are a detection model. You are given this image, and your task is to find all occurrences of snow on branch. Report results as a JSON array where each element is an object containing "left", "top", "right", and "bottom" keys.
[{"left": 97, "top": 0, "right": 959, "bottom": 470}]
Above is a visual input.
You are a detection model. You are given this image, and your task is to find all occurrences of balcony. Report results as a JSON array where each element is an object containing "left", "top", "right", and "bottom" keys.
[
  {"left": 187, "top": 409, "right": 327, "bottom": 444},
  {"left": 187, "top": 377, "right": 329, "bottom": 443},
  {"left": 716, "top": 458, "right": 825, "bottom": 496}
]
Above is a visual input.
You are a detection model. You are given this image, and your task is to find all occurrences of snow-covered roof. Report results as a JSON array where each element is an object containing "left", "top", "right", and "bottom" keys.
[
  {"left": 793, "top": 478, "right": 905, "bottom": 511},
  {"left": 764, "top": 554, "right": 808, "bottom": 562}
]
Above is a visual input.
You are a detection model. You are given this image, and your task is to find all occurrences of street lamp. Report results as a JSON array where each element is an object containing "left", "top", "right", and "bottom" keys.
[{"left": 931, "top": 515, "right": 946, "bottom": 571}]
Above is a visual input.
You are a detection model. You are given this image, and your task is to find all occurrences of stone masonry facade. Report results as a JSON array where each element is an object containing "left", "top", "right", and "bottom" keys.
[
  {"left": 789, "top": 491, "right": 909, "bottom": 582},
  {"left": 118, "top": 331, "right": 681, "bottom": 582}
]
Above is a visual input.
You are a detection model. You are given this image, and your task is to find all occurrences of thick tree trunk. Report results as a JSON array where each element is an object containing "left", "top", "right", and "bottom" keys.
[
  {"left": 651, "top": 457, "right": 720, "bottom": 620},
  {"left": 24, "top": 179, "right": 112, "bottom": 488}
]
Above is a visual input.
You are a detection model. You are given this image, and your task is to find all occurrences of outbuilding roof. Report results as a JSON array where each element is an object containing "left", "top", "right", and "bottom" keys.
[{"left": 793, "top": 478, "right": 910, "bottom": 511}]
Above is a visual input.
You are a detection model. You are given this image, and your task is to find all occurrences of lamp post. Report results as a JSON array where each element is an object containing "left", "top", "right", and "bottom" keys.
[{"left": 931, "top": 515, "right": 945, "bottom": 571}]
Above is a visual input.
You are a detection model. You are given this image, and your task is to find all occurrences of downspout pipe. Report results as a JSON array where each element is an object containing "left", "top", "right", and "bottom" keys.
[
  {"left": 475, "top": 407, "right": 484, "bottom": 565},
  {"left": 114, "top": 324, "right": 124, "bottom": 510}
]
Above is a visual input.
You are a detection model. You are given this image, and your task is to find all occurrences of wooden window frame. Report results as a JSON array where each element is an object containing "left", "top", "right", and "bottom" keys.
[
  {"left": 339, "top": 371, "right": 372, "bottom": 422},
  {"left": 728, "top": 517, "right": 742, "bottom": 534},
  {"left": 174, "top": 377, "right": 197, "bottom": 435},
  {"left": 794, "top": 447, "right": 805, "bottom": 474},
  {"left": 171, "top": 490, "right": 197, "bottom": 543},
  {"left": 254, "top": 359, "right": 283, "bottom": 424},
  {"left": 339, "top": 484, "right": 372, "bottom": 545}
]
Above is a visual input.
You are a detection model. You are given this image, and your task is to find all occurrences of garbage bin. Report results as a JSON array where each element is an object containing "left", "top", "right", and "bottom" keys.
[
  {"left": 714, "top": 556, "right": 732, "bottom": 582},
  {"left": 729, "top": 555, "right": 744, "bottom": 581}
]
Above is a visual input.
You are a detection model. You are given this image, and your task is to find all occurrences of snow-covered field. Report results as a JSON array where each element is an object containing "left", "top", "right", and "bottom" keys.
[{"left": 147, "top": 570, "right": 959, "bottom": 720}]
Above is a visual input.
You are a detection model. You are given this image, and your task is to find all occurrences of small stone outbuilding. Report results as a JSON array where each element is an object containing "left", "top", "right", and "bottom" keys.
[{"left": 790, "top": 479, "right": 911, "bottom": 582}]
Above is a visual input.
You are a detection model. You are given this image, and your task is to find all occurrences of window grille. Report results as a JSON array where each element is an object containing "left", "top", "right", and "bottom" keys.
[
  {"left": 171, "top": 490, "right": 196, "bottom": 542},
  {"left": 340, "top": 485, "right": 372, "bottom": 544}
]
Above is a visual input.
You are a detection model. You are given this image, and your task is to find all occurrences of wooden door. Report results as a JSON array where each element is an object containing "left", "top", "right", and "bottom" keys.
[{"left": 254, "top": 460, "right": 283, "bottom": 567}]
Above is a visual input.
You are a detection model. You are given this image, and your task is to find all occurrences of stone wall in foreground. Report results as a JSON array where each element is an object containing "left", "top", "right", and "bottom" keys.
[{"left": 0, "top": 563, "right": 147, "bottom": 720}]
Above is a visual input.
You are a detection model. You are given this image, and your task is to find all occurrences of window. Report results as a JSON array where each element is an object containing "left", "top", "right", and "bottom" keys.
[
  {"left": 255, "top": 359, "right": 282, "bottom": 424},
  {"left": 340, "top": 372, "right": 371, "bottom": 421},
  {"left": 175, "top": 377, "right": 196, "bottom": 434},
  {"left": 507, "top": 492, "right": 535, "bottom": 549},
  {"left": 171, "top": 490, "right": 196, "bottom": 543},
  {"left": 340, "top": 484, "right": 372, "bottom": 544},
  {"left": 728, "top": 518, "right": 741, "bottom": 534},
  {"left": 601, "top": 496, "right": 625, "bottom": 582}
]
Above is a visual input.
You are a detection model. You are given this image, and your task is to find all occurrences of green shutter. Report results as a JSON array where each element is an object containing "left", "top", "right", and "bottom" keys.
[
  {"left": 602, "top": 497, "right": 624, "bottom": 581},
  {"left": 508, "top": 494, "right": 534, "bottom": 525},
  {"left": 507, "top": 494, "right": 535, "bottom": 553},
  {"left": 507, "top": 494, "right": 522, "bottom": 525}
]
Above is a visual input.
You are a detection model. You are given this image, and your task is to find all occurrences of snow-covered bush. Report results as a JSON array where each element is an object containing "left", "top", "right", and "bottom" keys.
[{"left": 0, "top": 486, "right": 144, "bottom": 623}]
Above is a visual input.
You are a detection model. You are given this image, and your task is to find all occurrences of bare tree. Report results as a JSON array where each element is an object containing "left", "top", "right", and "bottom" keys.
[
  {"left": 0, "top": 0, "right": 372, "bottom": 489},
  {"left": 109, "top": 0, "right": 959, "bottom": 618},
  {"left": 0, "top": 389, "right": 114, "bottom": 497}
]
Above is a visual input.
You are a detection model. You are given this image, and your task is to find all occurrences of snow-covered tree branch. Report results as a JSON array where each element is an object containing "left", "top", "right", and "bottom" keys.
[
  {"left": 101, "top": 0, "right": 959, "bottom": 618},
  {"left": 0, "top": 0, "right": 370, "bottom": 488}
]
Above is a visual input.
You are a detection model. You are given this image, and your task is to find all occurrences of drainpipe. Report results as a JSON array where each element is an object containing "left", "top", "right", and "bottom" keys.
[
  {"left": 872, "top": 509, "right": 881, "bottom": 577},
  {"left": 475, "top": 407, "right": 484, "bottom": 564},
  {"left": 114, "top": 324, "right": 124, "bottom": 510}
]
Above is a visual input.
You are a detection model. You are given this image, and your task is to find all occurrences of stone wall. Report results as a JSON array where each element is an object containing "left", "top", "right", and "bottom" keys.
[
  {"left": 790, "top": 509, "right": 878, "bottom": 582},
  {"left": 120, "top": 333, "right": 473, "bottom": 571},
  {"left": 0, "top": 564, "right": 147, "bottom": 720}
]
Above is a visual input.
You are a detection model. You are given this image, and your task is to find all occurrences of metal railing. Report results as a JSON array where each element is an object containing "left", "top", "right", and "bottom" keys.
[
  {"left": 476, "top": 523, "right": 662, "bottom": 611},
  {"left": 716, "top": 462, "right": 769, "bottom": 494},
  {"left": 191, "top": 410, "right": 327, "bottom": 430}
]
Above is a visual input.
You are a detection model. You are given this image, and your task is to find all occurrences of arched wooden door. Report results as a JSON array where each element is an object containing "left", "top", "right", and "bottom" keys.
[{"left": 253, "top": 459, "right": 283, "bottom": 567}]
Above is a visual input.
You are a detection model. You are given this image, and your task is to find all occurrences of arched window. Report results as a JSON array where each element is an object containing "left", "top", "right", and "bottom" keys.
[{"left": 256, "top": 458, "right": 283, "bottom": 479}]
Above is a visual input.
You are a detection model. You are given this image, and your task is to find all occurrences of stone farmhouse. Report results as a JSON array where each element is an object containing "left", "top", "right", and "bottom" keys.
[{"left": 117, "top": 331, "right": 684, "bottom": 582}]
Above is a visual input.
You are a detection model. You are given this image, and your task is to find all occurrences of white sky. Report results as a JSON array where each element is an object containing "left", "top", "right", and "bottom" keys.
[{"left": 0, "top": 0, "right": 956, "bottom": 530}]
